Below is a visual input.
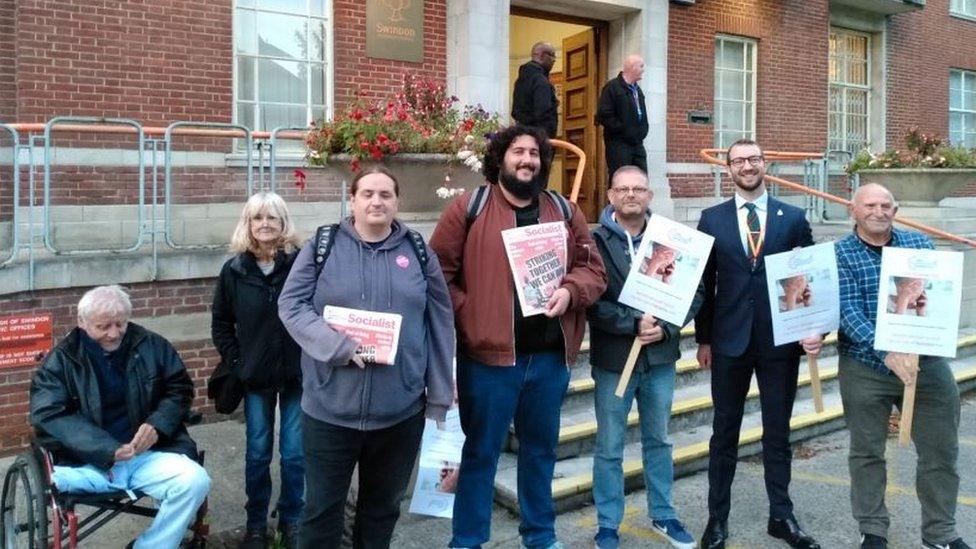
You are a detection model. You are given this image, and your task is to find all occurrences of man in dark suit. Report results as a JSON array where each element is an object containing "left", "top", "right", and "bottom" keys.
[
  {"left": 596, "top": 55, "right": 648, "bottom": 179},
  {"left": 695, "top": 139, "right": 823, "bottom": 549}
]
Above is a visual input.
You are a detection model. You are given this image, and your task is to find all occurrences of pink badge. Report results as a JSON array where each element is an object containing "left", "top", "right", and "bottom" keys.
[{"left": 395, "top": 254, "right": 410, "bottom": 269}]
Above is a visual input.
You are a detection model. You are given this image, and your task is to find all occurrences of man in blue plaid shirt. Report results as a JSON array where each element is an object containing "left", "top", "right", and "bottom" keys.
[{"left": 835, "top": 183, "right": 968, "bottom": 549}]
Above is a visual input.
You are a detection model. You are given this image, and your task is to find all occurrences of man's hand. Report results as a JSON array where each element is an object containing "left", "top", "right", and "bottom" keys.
[
  {"left": 544, "top": 288, "right": 572, "bottom": 318},
  {"left": 800, "top": 336, "right": 823, "bottom": 356},
  {"left": 130, "top": 423, "right": 158, "bottom": 455},
  {"left": 114, "top": 444, "right": 135, "bottom": 462},
  {"left": 697, "top": 344, "right": 712, "bottom": 370},
  {"left": 351, "top": 354, "right": 366, "bottom": 369},
  {"left": 884, "top": 352, "right": 919, "bottom": 385},
  {"left": 637, "top": 314, "right": 664, "bottom": 345}
]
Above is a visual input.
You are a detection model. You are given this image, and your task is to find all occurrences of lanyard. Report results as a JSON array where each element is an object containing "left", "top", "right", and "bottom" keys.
[{"left": 746, "top": 228, "right": 765, "bottom": 263}]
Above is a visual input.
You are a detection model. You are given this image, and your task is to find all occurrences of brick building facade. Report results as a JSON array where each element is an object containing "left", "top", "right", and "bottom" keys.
[{"left": 1, "top": 0, "right": 975, "bottom": 454}]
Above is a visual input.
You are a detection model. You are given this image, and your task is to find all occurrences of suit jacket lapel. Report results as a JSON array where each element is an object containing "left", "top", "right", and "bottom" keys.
[
  {"left": 763, "top": 197, "right": 783, "bottom": 258},
  {"left": 718, "top": 199, "right": 751, "bottom": 271}
]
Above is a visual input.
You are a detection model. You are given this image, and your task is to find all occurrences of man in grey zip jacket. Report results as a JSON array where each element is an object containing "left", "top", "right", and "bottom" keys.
[{"left": 587, "top": 166, "right": 702, "bottom": 549}]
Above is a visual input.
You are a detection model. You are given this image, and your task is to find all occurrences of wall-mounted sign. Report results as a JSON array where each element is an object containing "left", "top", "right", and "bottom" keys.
[
  {"left": 0, "top": 313, "right": 53, "bottom": 369},
  {"left": 366, "top": 0, "right": 424, "bottom": 63}
]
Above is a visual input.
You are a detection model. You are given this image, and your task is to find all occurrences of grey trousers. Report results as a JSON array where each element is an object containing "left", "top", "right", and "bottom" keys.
[{"left": 838, "top": 354, "right": 960, "bottom": 543}]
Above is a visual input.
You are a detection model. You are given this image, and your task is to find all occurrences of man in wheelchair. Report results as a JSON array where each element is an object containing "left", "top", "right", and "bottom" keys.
[{"left": 28, "top": 284, "right": 212, "bottom": 548}]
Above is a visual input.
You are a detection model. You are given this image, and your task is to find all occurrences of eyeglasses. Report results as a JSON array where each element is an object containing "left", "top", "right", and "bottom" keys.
[
  {"left": 611, "top": 186, "right": 649, "bottom": 196},
  {"left": 729, "top": 155, "right": 765, "bottom": 168}
]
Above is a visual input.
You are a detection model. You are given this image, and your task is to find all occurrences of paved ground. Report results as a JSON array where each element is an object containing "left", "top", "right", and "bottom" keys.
[{"left": 3, "top": 395, "right": 975, "bottom": 548}]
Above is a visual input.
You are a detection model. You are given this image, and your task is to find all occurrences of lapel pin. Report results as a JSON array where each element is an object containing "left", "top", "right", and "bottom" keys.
[{"left": 777, "top": 209, "right": 784, "bottom": 216}]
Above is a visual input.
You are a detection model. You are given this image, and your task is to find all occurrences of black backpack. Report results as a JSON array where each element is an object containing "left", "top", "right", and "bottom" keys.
[
  {"left": 312, "top": 224, "right": 429, "bottom": 279},
  {"left": 464, "top": 184, "right": 573, "bottom": 226}
]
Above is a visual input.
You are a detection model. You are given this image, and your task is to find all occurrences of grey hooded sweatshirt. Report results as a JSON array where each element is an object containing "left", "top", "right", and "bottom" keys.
[{"left": 278, "top": 218, "right": 455, "bottom": 431}]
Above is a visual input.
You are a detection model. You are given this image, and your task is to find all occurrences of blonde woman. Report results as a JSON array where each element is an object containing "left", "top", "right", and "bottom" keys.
[{"left": 211, "top": 192, "right": 304, "bottom": 549}]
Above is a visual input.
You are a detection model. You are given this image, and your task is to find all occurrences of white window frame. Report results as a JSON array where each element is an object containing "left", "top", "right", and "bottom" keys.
[
  {"left": 232, "top": 0, "right": 334, "bottom": 151},
  {"left": 951, "top": 0, "right": 976, "bottom": 20},
  {"left": 950, "top": 69, "right": 976, "bottom": 148},
  {"left": 713, "top": 35, "right": 757, "bottom": 149},
  {"left": 828, "top": 28, "right": 872, "bottom": 154}
]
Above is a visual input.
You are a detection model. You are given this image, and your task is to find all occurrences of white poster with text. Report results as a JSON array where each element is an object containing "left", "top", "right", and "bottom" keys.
[{"left": 764, "top": 242, "right": 840, "bottom": 346}]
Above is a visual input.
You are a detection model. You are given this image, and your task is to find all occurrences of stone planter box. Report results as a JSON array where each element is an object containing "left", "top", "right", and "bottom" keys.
[
  {"left": 856, "top": 168, "right": 976, "bottom": 207},
  {"left": 319, "top": 154, "right": 484, "bottom": 214}
]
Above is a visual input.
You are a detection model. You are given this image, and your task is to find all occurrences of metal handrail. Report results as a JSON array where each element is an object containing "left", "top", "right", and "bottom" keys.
[
  {"left": 43, "top": 117, "right": 147, "bottom": 255},
  {"left": 268, "top": 126, "right": 311, "bottom": 192},
  {"left": 551, "top": 138, "right": 586, "bottom": 204},
  {"left": 163, "top": 121, "right": 254, "bottom": 250},
  {"left": 0, "top": 124, "right": 20, "bottom": 266},
  {"left": 700, "top": 148, "right": 976, "bottom": 248}
]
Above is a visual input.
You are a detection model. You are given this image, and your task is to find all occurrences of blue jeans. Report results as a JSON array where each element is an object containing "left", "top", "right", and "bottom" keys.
[
  {"left": 450, "top": 352, "right": 570, "bottom": 548},
  {"left": 592, "top": 362, "right": 677, "bottom": 529},
  {"left": 244, "top": 385, "right": 305, "bottom": 530},
  {"left": 52, "top": 451, "right": 210, "bottom": 549}
]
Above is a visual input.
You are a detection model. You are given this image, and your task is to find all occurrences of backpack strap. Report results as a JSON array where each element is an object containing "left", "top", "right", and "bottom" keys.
[
  {"left": 405, "top": 229, "right": 429, "bottom": 269},
  {"left": 465, "top": 184, "right": 491, "bottom": 227},
  {"left": 313, "top": 223, "right": 340, "bottom": 279},
  {"left": 545, "top": 189, "right": 573, "bottom": 221}
]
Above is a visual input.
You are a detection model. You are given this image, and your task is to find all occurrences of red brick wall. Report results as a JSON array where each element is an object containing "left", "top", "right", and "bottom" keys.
[
  {"left": 0, "top": 280, "right": 221, "bottom": 456},
  {"left": 0, "top": 0, "right": 15, "bottom": 122},
  {"left": 15, "top": 0, "right": 233, "bottom": 125},
  {"left": 332, "top": 0, "right": 447, "bottom": 108}
]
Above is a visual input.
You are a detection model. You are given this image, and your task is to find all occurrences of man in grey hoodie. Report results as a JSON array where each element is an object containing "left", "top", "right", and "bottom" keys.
[
  {"left": 587, "top": 166, "right": 702, "bottom": 549},
  {"left": 278, "top": 167, "right": 455, "bottom": 548}
]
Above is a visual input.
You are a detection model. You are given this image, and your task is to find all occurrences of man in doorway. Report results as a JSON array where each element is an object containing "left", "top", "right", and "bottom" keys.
[
  {"left": 512, "top": 42, "right": 559, "bottom": 138},
  {"left": 588, "top": 165, "right": 701, "bottom": 549},
  {"left": 696, "top": 139, "right": 823, "bottom": 549},
  {"left": 430, "top": 124, "right": 606, "bottom": 548},
  {"left": 596, "top": 55, "right": 649, "bottom": 178},
  {"left": 835, "top": 183, "right": 969, "bottom": 549}
]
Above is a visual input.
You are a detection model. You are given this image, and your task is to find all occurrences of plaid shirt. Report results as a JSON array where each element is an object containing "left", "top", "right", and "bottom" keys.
[{"left": 835, "top": 227, "right": 934, "bottom": 374}]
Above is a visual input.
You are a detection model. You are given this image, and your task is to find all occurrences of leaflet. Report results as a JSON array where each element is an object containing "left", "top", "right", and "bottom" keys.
[
  {"left": 323, "top": 306, "right": 403, "bottom": 365},
  {"left": 764, "top": 242, "right": 840, "bottom": 346},
  {"left": 408, "top": 408, "right": 465, "bottom": 518},
  {"left": 874, "top": 247, "right": 964, "bottom": 358},
  {"left": 618, "top": 215, "right": 714, "bottom": 326},
  {"left": 501, "top": 221, "right": 568, "bottom": 317}
]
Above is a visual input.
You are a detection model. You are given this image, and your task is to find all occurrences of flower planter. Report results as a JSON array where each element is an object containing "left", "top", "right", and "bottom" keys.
[
  {"left": 322, "top": 154, "right": 485, "bottom": 213},
  {"left": 856, "top": 169, "right": 976, "bottom": 207}
]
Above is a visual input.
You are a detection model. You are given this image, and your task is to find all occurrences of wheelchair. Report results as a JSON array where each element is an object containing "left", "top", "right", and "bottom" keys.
[{"left": 0, "top": 414, "right": 209, "bottom": 549}]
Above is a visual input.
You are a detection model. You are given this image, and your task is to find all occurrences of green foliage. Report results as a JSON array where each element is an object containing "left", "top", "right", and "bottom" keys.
[
  {"left": 304, "top": 75, "right": 502, "bottom": 173},
  {"left": 847, "top": 126, "right": 976, "bottom": 173}
]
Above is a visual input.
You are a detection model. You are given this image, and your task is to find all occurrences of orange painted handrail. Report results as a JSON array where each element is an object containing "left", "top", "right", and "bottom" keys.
[
  {"left": 550, "top": 139, "right": 586, "bottom": 204},
  {"left": 700, "top": 148, "right": 976, "bottom": 248}
]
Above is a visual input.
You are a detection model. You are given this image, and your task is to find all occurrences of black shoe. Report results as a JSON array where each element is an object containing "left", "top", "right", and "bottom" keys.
[
  {"left": 923, "top": 538, "right": 973, "bottom": 549},
  {"left": 239, "top": 528, "right": 268, "bottom": 549},
  {"left": 768, "top": 517, "right": 821, "bottom": 549},
  {"left": 701, "top": 517, "right": 728, "bottom": 549},
  {"left": 278, "top": 522, "right": 300, "bottom": 549},
  {"left": 861, "top": 533, "right": 888, "bottom": 548}
]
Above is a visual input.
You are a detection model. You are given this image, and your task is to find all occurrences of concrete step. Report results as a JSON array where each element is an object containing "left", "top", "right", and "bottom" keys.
[{"left": 493, "top": 337, "right": 976, "bottom": 514}]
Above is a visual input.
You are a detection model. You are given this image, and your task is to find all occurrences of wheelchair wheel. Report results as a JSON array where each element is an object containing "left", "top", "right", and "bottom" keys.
[{"left": 1, "top": 452, "right": 50, "bottom": 549}]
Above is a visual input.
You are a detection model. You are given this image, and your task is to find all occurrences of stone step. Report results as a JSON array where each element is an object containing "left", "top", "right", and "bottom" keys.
[
  {"left": 492, "top": 339, "right": 976, "bottom": 514},
  {"left": 523, "top": 334, "right": 976, "bottom": 460}
]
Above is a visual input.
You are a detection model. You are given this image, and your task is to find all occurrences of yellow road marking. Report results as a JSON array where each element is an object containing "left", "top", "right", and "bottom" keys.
[{"left": 776, "top": 470, "right": 976, "bottom": 507}]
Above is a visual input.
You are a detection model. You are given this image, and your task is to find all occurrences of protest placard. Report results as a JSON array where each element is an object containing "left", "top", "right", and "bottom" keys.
[
  {"left": 409, "top": 408, "right": 465, "bottom": 518},
  {"left": 618, "top": 215, "right": 714, "bottom": 326},
  {"left": 874, "top": 247, "right": 964, "bottom": 444},
  {"left": 323, "top": 306, "right": 403, "bottom": 365},
  {"left": 875, "top": 247, "right": 963, "bottom": 358},
  {"left": 764, "top": 242, "right": 840, "bottom": 347},
  {"left": 501, "top": 221, "right": 568, "bottom": 317}
]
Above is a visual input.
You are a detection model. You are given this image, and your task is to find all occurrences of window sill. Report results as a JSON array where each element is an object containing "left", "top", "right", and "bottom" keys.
[{"left": 950, "top": 11, "right": 976, "bottom": 23}]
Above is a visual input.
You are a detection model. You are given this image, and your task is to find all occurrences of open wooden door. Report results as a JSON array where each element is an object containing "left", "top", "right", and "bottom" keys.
[{"left": 561, "top": 28, "right": 599, "bottom": 222}]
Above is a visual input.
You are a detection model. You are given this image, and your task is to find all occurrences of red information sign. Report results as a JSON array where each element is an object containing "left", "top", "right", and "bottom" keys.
[{"left": 0, "top": 313, "right": 53, "bottom": 369}]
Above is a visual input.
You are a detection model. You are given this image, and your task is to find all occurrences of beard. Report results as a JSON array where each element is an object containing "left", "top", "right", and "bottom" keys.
[
  {"left": 499, "top": 167, "right": 546, "bottom": 200},
  {"left": 732, "top": 172, "right": 764, "bottom": 192}
]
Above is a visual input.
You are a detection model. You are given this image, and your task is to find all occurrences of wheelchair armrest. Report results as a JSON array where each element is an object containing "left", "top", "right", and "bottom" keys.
[{"left": 184, "top": 410, "right": 203, "bottom": 426}]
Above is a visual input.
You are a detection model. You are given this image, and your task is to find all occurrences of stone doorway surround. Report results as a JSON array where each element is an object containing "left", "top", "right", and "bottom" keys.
[{"left": 446, "top": 0, "right": 673, "bottom": 217}]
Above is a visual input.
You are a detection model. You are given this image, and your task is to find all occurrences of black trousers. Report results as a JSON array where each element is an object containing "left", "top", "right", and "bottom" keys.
[
  {"left": 298, "top": 410, "right": 425, "bottom": 549},
  {"left": 605, "top": 140, "right": 647, "bottom": 181},
  {"left": 707, "top": 348, "right": 800, "bottom": 521}
]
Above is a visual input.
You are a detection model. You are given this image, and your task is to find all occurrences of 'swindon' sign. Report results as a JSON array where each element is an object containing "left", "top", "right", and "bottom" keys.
[{"left": 366, "top": 0, "right": 424, "bottom": 63}]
